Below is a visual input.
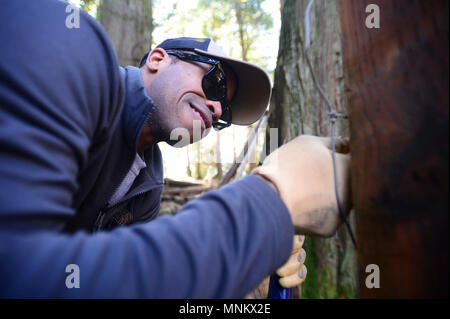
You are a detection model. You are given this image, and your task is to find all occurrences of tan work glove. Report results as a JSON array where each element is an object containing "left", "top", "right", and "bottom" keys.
[
  {"left": 252, "top": 135, "right": 351, "bottom": 237},
  {"left": 277, "top": 235, "right": 307, "bottom": 288}
]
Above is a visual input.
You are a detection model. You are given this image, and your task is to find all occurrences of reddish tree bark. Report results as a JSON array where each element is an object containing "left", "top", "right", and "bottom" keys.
[{"left": 339, "top": 0, "right": 448, "bottom": 298}]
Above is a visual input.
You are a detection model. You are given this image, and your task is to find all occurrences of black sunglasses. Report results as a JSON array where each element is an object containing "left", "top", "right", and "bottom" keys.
[{"left": 166, "top": 51, "right": 232, "bottom": 130}]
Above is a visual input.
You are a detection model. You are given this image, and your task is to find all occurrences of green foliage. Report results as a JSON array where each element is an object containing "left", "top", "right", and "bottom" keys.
[
  {"left": 301, "top": 234, "right": 357, "bottom": 299},
  {"left": 301, "top": 237, "right": 320, "bottom": 298},
  {"left": 338, "top": 246, "right": 358, "bottom": 298},
  {"left": 302, "top": 237, "right": 339, "bottom": 299},
  {"left": 79, "top": 0, "right": 99, "bottom": 19},
  {"left": 79, "top": 0, "right": 97, "bottom": 12},
  {"left": 197, "top": 0, "right": 273, "bottom": 64}
]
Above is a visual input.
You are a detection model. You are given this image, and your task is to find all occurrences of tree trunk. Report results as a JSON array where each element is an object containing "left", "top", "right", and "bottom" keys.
[
  {"left": 196, "top": 141, "right": 202, "bottom": 179},
  {"left": 215, "top": 131, "right": 223, "bottom": 179},
  {"left": 99, "top": 0, "right": 153, "bottom": 67},
  {"left": 232, "top": 126, "right": 237, "bottom": 161},
  {"left": 233, "top": 0, "right": 248, "bottom": 61},
  {"left": 339, "top": 0, "right": 448, "bottom": 298},
  {"left": 186, "top": 147, "right": 192, "bottom": 178},
  {"left": 268, "top": 0, "right": 358, "bottom": 298}
]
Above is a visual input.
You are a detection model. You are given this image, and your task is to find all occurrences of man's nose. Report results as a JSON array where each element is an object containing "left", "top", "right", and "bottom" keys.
[{"left": 206, "top": 99, "right": 222, "bottom": 122}]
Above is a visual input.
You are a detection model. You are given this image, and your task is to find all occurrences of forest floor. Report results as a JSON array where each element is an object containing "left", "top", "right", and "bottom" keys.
[{"left": 159, "top": 178, "right": 216, "bottom": 216}]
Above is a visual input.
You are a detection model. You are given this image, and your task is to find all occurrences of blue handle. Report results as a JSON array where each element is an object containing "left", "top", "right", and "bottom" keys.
[{"left": 268, "top": 274, "right": 293, "bottom": 299}]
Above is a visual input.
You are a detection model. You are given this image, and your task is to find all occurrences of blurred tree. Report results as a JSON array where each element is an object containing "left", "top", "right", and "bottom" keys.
[
  {"left": 198, "top": 0, "right": 273, "bottom": 61},
  {"left": 215, "top": 131, "right": 223, "bottom": 179},
  {"left": 75, "top": 0, "right": 97, "bottom": 17},
  {"left": 196, "top": 0, "right": 273, "bottom": 179},
  {"left": 196, "top": 141, "right": 202, "bottom": 179},
  {"left": 186, "top": 148, "right": 192, "bottom": 177},
  {"left": 79, "top": 0, "right": 98, "bottom": 17},
  {"left": 267, "top": 0, "right": 358, "bottom": 298},
  {"left": 99, "top": 0, "right": 153, "bottom": 66}
]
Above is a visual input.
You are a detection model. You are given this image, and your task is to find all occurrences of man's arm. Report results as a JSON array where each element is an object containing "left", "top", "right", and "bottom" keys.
[
  {"left": 1, "top": 176, "right": 292, "bottom": 298},
  {"left": 0, "top": 0, "right": 292, "bottom": 298}
]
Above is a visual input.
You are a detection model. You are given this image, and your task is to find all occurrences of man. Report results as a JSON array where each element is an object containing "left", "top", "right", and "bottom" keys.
[{"left": 0, "top": 0, "right": 351, "bottom": 298}]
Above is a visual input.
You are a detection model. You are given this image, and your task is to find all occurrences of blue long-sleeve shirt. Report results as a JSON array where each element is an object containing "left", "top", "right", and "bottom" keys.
[{"left": 0, "top": 0, "right": 293, "bottom": 298}]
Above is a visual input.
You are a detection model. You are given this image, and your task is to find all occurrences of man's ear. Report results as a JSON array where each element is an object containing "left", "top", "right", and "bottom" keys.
[{"left": 145, "top": 48, "right": 170, "bottom": 72}]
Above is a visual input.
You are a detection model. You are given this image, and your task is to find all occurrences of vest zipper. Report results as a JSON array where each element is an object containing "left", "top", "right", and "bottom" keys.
[
  {"left": 94, "top": 210, "right": 106, "bottom": 232},
  {"left": 93, "top": 186, "right": 160, "bottom": 232}
]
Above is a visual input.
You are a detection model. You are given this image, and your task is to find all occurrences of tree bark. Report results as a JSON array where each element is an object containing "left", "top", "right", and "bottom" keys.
[
  {"left": 196, "top": 141, "right": 202, "bottom": 179},
  {"left": 233, "top": 0, "right": 248, "bottom": 61},
  {"left": 215, "top": 131, "right": 223, "bottom": 179},
  {"left": 267, "top": 0, "right": 358, "bottom": 298},
  {"left": 339, "top": 0, "right": 449, "bottom": 298},
  {"left": 99, "top": 0, "right": 153, "bottom": 67},
  {"left": 186, "top": 147, "right": 192, "bottom": 178}
]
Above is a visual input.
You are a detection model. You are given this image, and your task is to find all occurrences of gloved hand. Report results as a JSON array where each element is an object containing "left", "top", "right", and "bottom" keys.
[
  {"left": 252, "top": 135, "right": 351, "bottom": 237},
  {"left": 277, "top": 235, "right": 307, "bottom": 288}
]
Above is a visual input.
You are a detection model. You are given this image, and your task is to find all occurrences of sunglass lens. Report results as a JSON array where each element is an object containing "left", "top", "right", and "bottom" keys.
[{"left": 202, "top": 66, "right": 227, "bottom": 101}]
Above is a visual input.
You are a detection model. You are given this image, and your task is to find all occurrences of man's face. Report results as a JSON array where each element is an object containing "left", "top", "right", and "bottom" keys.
[{"left": 142, "top": 49, "right": 236, "bottom": 147}]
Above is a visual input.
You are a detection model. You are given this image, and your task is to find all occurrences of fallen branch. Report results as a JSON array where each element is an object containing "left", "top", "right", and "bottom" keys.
[{"left": 218, "top": 112, "right": 269, "bottom": 187}]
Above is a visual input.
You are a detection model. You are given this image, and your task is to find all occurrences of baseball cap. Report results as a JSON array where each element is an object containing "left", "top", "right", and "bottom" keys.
[{"left": 139, "top": 37, "right": 272, "bottom": 126}]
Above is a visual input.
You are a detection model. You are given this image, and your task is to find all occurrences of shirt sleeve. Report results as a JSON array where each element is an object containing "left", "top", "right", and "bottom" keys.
[{"left": 1, "top": 175, "right": 293, "bottom": 298}]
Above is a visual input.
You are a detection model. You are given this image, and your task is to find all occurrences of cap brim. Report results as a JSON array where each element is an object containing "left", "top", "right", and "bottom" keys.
[{"left": 194, "top": 49, "right": 272, "bottom": 126}]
